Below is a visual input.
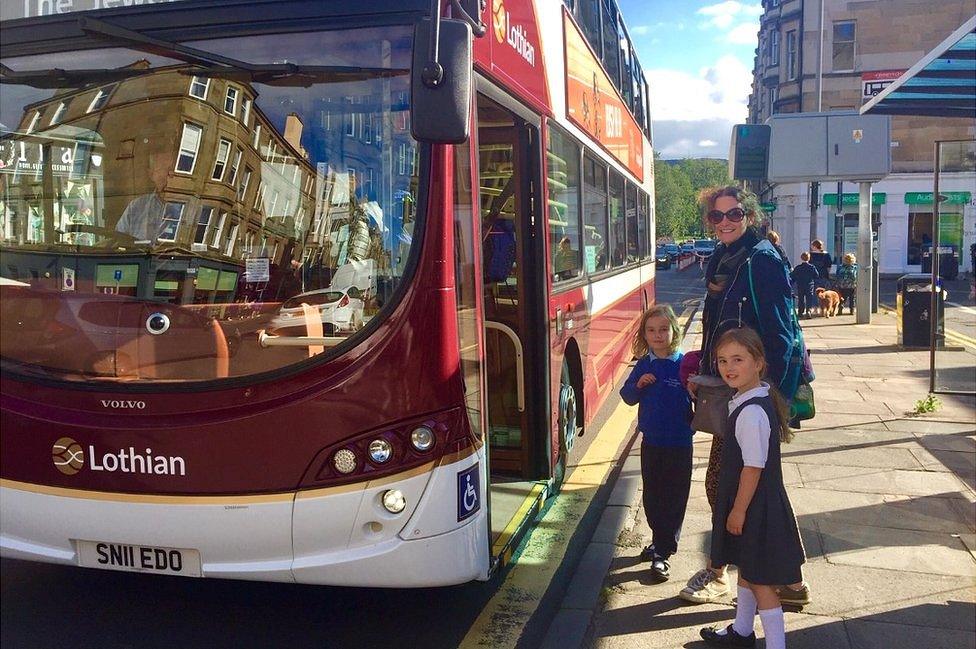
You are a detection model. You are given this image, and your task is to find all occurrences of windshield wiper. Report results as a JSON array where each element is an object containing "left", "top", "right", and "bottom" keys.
[
  {"left": 1, "top": 18, "right": 408, "bottom": 89},
  {"left": 0, "top": 62, "right": 154, "bottom": 88},
  {"left": 79, "top": 17, "right": 407, "bottom": 87}
]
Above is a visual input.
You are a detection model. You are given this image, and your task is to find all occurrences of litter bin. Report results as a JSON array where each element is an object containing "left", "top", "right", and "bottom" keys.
[
  {"left": 897, "top": 274, "right": 946, "bottom": 348},
  {"left": 921, "top": 245, "right": 959, "bottom": 280}
]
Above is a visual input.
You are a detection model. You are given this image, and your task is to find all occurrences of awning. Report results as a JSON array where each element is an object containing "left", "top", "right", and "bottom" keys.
[{"left": 861, "top": 15, "right": 976, "bottom": 117}]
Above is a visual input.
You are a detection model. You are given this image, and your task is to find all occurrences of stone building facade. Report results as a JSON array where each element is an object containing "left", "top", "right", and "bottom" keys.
[{"left": 748, "top": 0, "right": 975, "bottom": 276}]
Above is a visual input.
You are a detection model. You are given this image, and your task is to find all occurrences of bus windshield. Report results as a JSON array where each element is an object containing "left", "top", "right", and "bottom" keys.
[{"left": 0, "top": 24, "right": 421, "bottom": 384}]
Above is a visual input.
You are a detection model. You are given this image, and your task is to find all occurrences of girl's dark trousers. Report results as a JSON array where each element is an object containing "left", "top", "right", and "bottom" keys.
[
  {"left": 839, "top": 288, "right": 855, "bottom": 313},
  {"left": 640, "top": 441, "right": 694, "bottom": 559}
]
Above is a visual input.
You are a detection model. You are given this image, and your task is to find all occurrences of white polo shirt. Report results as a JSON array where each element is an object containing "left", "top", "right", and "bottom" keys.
[{"left": 727, "top": 383, "right": 772, "bottom": 468}]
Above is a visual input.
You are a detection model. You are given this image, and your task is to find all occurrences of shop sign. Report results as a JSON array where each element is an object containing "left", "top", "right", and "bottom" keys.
[
  {"left": 760, "top": 202, "right": 777, "bottom": 213},
  {"left": 823, "top": 193, "right": 887, "bottom": 206},
  {"left": 904, "top": 191, "right": 972, "bottom": 205}
]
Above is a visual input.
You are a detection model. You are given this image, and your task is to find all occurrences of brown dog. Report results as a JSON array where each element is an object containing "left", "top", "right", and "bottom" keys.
[{"left": 816, "top": 287, "right": 841, "bottom": 317}]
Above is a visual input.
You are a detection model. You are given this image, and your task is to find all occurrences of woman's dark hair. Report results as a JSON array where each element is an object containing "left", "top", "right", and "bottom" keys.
[
  {"left": 697, "top": 185, "right": 764, "bottom": 233},
  {"left": 715, "top": 327, "right": 793, "bottom": 443}
]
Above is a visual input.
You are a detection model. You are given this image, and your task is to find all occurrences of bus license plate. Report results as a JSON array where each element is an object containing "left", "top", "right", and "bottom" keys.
[{"left": 76, "top": 540, "right": 202, "bottom": 577}]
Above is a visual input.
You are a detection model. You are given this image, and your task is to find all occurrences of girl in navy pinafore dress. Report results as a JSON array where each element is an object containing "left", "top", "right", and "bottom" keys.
[{"left": 700, "top": 327, "right": 805, "bottom": 649}]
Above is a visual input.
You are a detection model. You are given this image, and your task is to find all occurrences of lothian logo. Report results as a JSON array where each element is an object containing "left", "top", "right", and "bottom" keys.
[
  {"left": 51, "top": 437, "right": 187, "bottom": 476},
  {"left": 52, "top": 437, "right": 85, "bottom": 475}
]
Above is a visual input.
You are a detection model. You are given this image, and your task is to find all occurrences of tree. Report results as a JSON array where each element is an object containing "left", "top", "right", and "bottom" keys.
[{"left": 653, "top": 155, "right": 732, "bottom": 239}]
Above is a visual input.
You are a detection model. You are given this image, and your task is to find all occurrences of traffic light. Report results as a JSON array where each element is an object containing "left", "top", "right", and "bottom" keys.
[{"left": 729, "top": 124, "right": 770, "bottom": 182}]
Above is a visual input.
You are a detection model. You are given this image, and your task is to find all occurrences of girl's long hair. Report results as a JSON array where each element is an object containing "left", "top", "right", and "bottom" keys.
[
  {"left": 632, "top": 304, "right": 682, "bottom": 359},
  {"left": 715, "top": 327, "right": 793, "bottom": 442}
]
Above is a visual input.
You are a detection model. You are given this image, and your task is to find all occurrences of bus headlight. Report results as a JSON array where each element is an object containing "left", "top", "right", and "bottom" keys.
[
  {"left": 333, "top": 449, "right": 357, "bottom": 474},
  {"left": 382, "top": 489, "right": 406, "bottom": 513},
  {"left": 368, "top": 439, "right": 393, "bottom": 464},
  {"left": 410, "top": 426, "right": 435, "bottom": 452}
]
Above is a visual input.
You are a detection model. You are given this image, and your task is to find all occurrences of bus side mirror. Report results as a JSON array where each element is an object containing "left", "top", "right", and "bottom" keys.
[{"left": 411, "top": 18, "right": 472, "bottom": 144}]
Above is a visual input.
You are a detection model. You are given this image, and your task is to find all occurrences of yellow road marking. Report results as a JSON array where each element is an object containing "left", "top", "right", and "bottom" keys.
[{"left": 459, "top": 397, "right": 637, "bottom": 649}]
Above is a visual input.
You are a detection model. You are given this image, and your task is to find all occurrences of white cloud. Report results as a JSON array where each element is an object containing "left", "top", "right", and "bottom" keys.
[
  {"left": 654, "top": 120, "right": 735, "bottom": 159},
  {"left": 699, "top": 139, "right": 719, "bottom": 147},
  {"left": 726, "top": 22, "right": 759, "bottom": 45},
  {"left": 631, "top": 25, "right": 651, "bottom": 36},
  {"left": 648, "top": 54, "right": 752, "bottom": 123},
  {"left": 697, "top": 2, "right": 762, "bottom": 32}
]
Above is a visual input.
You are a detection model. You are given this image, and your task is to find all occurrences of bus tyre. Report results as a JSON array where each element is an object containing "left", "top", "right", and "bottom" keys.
[{"left": 555, "top": 364, "right": 578, "bottom": 490}]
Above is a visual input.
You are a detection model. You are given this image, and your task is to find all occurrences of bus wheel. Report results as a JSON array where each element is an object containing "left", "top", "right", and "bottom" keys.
[{"left": 554, "top": 363, "right": 578, "bottom": 491}]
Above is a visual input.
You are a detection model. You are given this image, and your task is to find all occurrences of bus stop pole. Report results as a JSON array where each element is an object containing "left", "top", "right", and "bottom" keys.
[
  {"left": 929, "top": 142, "right": 942, "bottom": 393},
  {"left": 856, "top": 182, "right": 872, "bottom": 324}
]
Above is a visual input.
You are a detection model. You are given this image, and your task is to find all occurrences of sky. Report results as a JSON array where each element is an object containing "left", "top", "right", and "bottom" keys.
[{"left": 616, "top": 0, "right": 762, "bottom": 159}]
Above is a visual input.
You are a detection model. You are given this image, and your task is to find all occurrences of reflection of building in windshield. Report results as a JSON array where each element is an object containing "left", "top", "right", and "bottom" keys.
[{"left": 3, "top": 61, "right": 316, "bottom": 269}]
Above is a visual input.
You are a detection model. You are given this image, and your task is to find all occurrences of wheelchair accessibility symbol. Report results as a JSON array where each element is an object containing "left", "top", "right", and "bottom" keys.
[{"left": 457, "top": 464, "right": 480, "bottom": 522}]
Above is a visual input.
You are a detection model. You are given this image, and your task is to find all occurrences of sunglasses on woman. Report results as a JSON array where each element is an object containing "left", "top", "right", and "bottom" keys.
[{"left": 706, "top": 207, "right": 746, "bottom": 224}]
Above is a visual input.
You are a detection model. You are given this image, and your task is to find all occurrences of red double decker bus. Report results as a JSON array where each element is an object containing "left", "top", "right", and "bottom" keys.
[{"left": 0, "top": 0, "right": 655, "bottom": 587}]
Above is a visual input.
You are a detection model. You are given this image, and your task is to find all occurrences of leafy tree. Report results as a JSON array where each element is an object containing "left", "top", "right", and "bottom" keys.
[{"left": 653, "top": 155, "right": 731, "bottom": 239}]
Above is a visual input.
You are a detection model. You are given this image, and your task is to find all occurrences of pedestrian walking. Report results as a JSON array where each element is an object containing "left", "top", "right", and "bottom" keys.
[
  {"left": 790, "top": 253, "right": 819, "bottom": 319},
  {"left": 765, "top": 231, "right": 791, "bottom": 269},
  {"left": 835, "top": 253, "right": 858, "bottom": 315},
  {"left": 699, "top": 327, "right": 805, "bottom": 649},
  {"left": 619, "top": 304, "right": 693, "bottom": 582},
  {"left": 808, "top": 240, "right": 833, "bottom": 288}
]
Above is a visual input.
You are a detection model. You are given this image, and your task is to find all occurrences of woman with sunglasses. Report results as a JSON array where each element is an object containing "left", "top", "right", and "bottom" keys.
[{"left": 679, "top": 185, "right": 810, "bottom": 610}]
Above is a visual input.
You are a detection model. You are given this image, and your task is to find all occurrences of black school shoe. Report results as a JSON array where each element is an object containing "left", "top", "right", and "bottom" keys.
[{"left": 699, "top": 625, "right": 756, "bottom": 647}]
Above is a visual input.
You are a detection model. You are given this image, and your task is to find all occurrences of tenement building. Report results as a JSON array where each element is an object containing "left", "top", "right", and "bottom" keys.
[{"left": 748, "top": 0, "right": 975, "bottom": 276}]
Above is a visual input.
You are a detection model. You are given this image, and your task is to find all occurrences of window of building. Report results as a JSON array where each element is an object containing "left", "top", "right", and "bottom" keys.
[
  {"left": 608, "top": 170, "right": 626, "bottom": 267},
  {"left": 252, "top": 124, "right": 262, "bottom": 149},
  {"left": 787, "top": 30, "right": 798, "bottom": 80},
  {"left": 547, "top": 126, "right": 582, "bottom": 282},
  {"left": 227, "top": 148, "right": 242, "bottom": 185},
  {"left": 238, "top": 167, "right": 252, "bottom": 201},
  {"left": 86, "top": 85, "right": 115, "bottom": 113},
  {"left": 189, "top": 76, "right": 210, "bottom": 100},
  {"left": 49, "top": 101, "right": 69, "bottom": 126},
  {"left": 254, "top": 181, "right": 266, "bottom": 210},
  {"left": 194, "top": 206, "right": 215, "bottom": 244},
  {"left": 25, "top": 111, "right": 40, "bottom": 133},
  {"left": 158, "top": 203, "right": 185, "bottom": 242},
  {"left": 832, "top": 21, "right": 855, "bottom": 71},
  {"left": 211, "top": 138, "right": 231, "bottom": 181},
  {"left": 210, "top": 211, "right": 227, "bottom": 248},
  {"left": 224, "top": 86, "right": 239, "bottom": 115},
  {"left": 601, "top": 0, "right": 621, "bottom": 89},
  {"left": 582, "top": 154, "right": 609, "bottom": 273},
  {"left": 769, "top": 86, "right": 779, "bottom": 113},
  {"left": 397, "top": 143, "right": 407, "bottom": 175},
  {"left": 269, "top": 189, "right": 280, "bottom": 216},
  {"left": 225, "top": 222, "right": 239, "bottom": 256},
  {"left": 907, "top": 209, "right": 932, "bottom": 266},
  {"left": 769, "top": 30, "right": 780, "bottom": 67},
  {"left": 241, "top": 98, "right": 251, "bottom": 126},
  {"left": 175, "top": 123, "right": 203, "bottom": 174}
]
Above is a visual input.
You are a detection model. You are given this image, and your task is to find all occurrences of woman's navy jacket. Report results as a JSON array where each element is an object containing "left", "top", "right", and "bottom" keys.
[{"left": 701, "top": 239, "right": 800, "bottom": 399}]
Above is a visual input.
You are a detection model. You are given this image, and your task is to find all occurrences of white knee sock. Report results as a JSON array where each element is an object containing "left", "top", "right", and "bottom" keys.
[
  {"left": 732, "top": 586, "right": 757, "bottom": 636},
  {"left": 759, "top": 606, "right": 786, "bottom": 649}
]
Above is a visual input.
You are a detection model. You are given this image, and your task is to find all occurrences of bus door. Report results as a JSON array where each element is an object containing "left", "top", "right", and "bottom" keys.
[{"left": 475, "top": 92, "right": 550, "bottom": 558}]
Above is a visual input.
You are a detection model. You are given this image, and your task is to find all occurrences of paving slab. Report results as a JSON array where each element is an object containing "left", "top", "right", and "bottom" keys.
[
  {"left": 781, "top": 445, "right": 925, "bottom": 470},
  {"left": 796, "top": 464, "right": 968, "bottom": 497},
  {"left": 845, "top": 617, "right": 976, "bottom": 649},
  {"left": 817, "top": 520, "right": 976, "bottom": 577}
]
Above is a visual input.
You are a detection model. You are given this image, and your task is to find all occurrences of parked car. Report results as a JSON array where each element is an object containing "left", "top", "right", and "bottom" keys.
[
  {"left": 694, "top": 239, "right": 717, "bottom": 258},
  {"left": 268, "top": 286, "right": 365, "bottom": 336},
  {"left": 680, "top": 242, "right": 694, "bottom": 254},
  {"left": 664, "top": 243, "right": 681, "bottom": 260},
  {"left": 655, "top": 245, "right": 672, "bottom": 270}
]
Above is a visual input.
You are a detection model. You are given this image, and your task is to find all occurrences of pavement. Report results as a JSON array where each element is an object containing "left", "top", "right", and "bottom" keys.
[{"left": 542, "top": 302, "right": 976, "bottom": 649}]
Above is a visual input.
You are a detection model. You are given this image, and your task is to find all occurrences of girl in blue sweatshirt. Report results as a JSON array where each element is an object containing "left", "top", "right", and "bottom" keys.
[{"left": 620, "top": 304, "right": 694, "bottom": 582}]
